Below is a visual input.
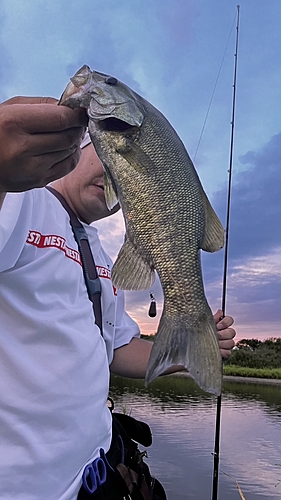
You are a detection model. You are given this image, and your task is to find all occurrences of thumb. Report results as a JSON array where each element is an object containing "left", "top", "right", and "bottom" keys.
[{"left": 213, "top": 309, "right": 223, "bottom": 324}]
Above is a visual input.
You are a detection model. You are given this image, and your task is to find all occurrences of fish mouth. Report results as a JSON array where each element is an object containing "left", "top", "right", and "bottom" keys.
[
  {"left": 59, "top": 81, "right": 81, "bottom": 106},
  {"left": 99, "top": 117, "right": 136, "bottom": 132}
]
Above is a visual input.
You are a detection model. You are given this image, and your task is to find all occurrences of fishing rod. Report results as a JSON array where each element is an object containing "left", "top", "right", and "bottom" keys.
[{"left": 211, "top": 5, "right": 240, "bottom": 500}]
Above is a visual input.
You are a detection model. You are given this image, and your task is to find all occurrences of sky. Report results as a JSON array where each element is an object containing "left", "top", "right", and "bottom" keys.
[{"left": 1, "top": 0, "right": 280, "bottom": 341}]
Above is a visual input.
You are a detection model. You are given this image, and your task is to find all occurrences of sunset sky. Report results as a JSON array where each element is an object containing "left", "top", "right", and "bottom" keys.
[{"left": 1, "top": 0, "right": 280, "bottom": 341}]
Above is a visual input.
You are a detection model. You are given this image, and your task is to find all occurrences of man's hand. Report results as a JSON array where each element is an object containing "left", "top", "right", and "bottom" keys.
[
  {"left": 0, "top": 96, "right": 88, "bottom": 194},
  {"left": 214, "top": 309, "right": 236, "bottom": 359}
]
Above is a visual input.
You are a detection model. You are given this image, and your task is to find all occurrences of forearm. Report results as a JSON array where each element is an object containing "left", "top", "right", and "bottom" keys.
[
  {"left": 110, "top": 338, "right": 152, "bottom": 378},
  {"left": 110, "top": 337, "right": 185, "bottom": 379},
  {"left": 110, "top": 312, "right": 236, "bottom": 379}
]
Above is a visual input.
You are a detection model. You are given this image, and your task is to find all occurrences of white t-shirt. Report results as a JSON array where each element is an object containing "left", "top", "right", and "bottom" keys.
[{"left": 0, "top": 188, "right": 139, "bottom": 500}]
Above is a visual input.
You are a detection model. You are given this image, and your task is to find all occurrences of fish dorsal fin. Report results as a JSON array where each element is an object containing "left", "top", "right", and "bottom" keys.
[
  {"left": 201, "top": 191, "right": 225, "bottom": 252},
  {"left": 112, "top": 238, "right": 155, "bottom": 290},
  {"left": 103, "top": 170, "right": 119, "bottom": 210}
]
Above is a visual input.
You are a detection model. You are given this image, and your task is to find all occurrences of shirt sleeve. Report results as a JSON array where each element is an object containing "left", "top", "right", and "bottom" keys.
[
  {"left": 83, "top": 223, "right": 141, "bottom": 364},
  {"left": 113, "top": 289, "right": 140, "bottom": 350},
  {"left": 0, "top": 192, "right": 32, "bottom": 271}
]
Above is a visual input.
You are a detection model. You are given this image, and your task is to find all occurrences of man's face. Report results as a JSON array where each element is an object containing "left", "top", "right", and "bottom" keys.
[{"left": 53, "top": 144, "right": 120, "bottom": 223}]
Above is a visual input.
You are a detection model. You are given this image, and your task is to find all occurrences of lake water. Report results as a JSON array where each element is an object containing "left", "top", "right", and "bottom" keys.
[{"left": 110, "top": 375, "right": 281, "bottom": 500}]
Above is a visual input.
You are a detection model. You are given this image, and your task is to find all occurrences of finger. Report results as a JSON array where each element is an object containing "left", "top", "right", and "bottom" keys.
[
  {"left": 218, "top": 338, "right": 235, "bottom": 350},
  {"left": 216, "top": 315, "right": 234, "bottom": 330},
  {"left": 4, "top": 148, "right": 82, "bottom": 192},
  {"left": 26, "top": 127, "right": 86, "bottom": 155},
  {"left": 47, "top": 148, "right": 82, "bottom": 182},
  {"left": 217, "top": 327, "right": 236, "bottom": 341},
  {"left": 41, "top": 147, "right": 81, "bottom": 168},
  {"left": 213, "top": 309, "right": 223, "bottom": 324},
  {"left": 220, "top": 349, "right": 232, "bottom": 360},
  {"left": 21, "top": 149, "right": 82, "bottom": 189},
  {"left": 10, "top": 104, "right": 88, "bottom": 133},
  {"left": 1, "top": 96, "right": 58, "bottom": 106}
]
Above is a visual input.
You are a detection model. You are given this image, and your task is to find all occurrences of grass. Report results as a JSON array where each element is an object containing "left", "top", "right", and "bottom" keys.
[{"left": 223, "top": 364, "right": 281, "bottom": 379}]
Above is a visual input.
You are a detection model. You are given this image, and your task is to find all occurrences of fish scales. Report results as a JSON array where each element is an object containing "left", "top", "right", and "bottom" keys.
[
  {"left": 120, "top": 119, "right": 204, "bottom": 298},
  {"left": 59, "top": 65, "right": 225, "bottom": 395}
]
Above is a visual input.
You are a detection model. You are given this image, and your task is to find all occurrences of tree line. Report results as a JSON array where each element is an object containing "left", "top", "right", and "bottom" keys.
[
  {"left": 225, "top": 337, "right": 281, "bottom": 369},
  {"left": 141, "top": 335, "right": 281, "bottom": 369}
]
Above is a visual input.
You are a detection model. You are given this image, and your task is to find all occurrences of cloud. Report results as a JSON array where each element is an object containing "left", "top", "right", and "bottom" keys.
[
  {"left": 215, "top": 131, "right": 281, "bottom": 262},
  {"left": 0, "top": 0, "right": 197, "bottom": 109},
  {"left": 202, "top": 131, "right": 281, "bottom": 284},
  {"left": 94, "top": 211, "right": 125, "bottom": 262},
  {"left": 0, "top": 11, "right": 15, "bottom": 102},
  {"left": 222, "top": 249, "right": 281, "bottom": 326},
  {"left": 200, "top": 132, "right": 281, "bottom": 338},
  {"left": 0, "top": 0, "right": 88, "bottom": 99}
]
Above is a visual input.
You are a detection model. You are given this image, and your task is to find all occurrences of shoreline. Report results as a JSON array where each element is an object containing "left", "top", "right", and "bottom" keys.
[
  {"left": 223, "top": 374, "right": 281, "bottom": 386},
  {"left": 170, "top": 372, "right": 281, "bottom": 386}
]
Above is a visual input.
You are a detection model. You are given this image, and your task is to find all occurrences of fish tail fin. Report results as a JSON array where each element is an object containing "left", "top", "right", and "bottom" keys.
[{"left": 145, "top": 312, "right": 222, "bottom": 396}]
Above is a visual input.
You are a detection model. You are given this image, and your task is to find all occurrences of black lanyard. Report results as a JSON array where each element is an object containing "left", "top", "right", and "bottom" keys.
[{"left": 46, "top": 186, "right": 103, "bottom": 335}]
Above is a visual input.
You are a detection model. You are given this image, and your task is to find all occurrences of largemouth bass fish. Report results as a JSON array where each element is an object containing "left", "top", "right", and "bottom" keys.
[{"left": 60, "top": 65, "right": 224, "bottom": 395}]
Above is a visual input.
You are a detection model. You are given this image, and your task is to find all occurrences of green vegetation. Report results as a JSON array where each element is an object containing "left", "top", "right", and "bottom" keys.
[
  {"left": 141, "top": 335, "right": 281, "bottom": 379},
  {"left": 224, "top": 337, "right": 281, "bottom": 379},
  {"left": 223, "top": 364, "right": 281, "bottom": 379},
  {"left": 141, "top": 334, "right": 155, "bottom": 342}
]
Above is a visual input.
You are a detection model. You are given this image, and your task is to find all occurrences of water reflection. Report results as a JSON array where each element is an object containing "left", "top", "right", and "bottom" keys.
[{"left": 110, "top": 374, "right": 281, "bottom": 499}]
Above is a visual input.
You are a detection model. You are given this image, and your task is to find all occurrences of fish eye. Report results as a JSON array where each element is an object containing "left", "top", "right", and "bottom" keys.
[{"left": 105, "top": 76, "right": 118, "bottom": 85}]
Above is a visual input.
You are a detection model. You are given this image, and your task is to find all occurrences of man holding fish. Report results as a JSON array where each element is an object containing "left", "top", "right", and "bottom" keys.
[{"left": 0, "top": 90, "right": 235, "bottom": 500}]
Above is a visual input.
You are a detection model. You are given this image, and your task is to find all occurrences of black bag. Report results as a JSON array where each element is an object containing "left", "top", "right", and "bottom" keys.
[{"left": 77, "top": 409, "right": 167, "bottom": 500}]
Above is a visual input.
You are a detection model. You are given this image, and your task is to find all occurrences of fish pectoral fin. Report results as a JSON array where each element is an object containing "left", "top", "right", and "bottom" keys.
[
  {"left": 112, "top": 238, "right": 155, "bottom": 290},
  {"left": 117, "top": 140, "right": 155, "bottom": 176},
  {"left": 201, "top": 191, "right": 225, "bottom": 252},
  {"left": 145, "top": 313, "right": 222, "bottom": 396},
  {"left": 103, "top": 170, "right": 119, "bottom": 210}
]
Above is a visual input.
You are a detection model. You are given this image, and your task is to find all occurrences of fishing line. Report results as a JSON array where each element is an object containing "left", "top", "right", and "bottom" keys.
[
  {"left": 193, "top": 11, "right": 237, "bottom": 162},
  {"left": 212, "top": 6, "right": 240, "bottom": 500}
]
